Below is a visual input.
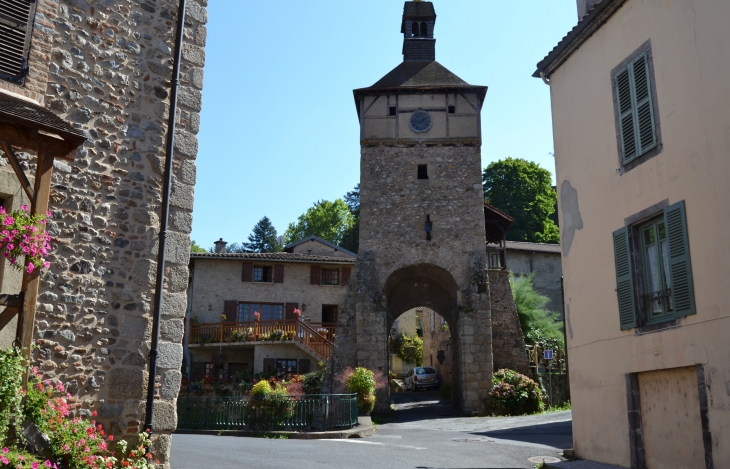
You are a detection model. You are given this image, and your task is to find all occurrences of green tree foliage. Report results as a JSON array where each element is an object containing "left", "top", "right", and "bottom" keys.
[
  {"left": 284, "top": 199, "right": 355, "bottom": 246},
  {"left": 346, "top": 367, "right": 376, "bottom": 415},
  {"left": 190, "top": 240, "right": 207, "bottom": 253},
  {"left": 482, "top": 157, "right": 559, "bottom": 243},
  {"left": 390, "top": 332, "right": 424, "bottom": 366},
  {"left": 341, "top": 184, "right": 360, "bottom": 253},
  {"left": 243, "top": 216, "right": 282, "bottom": 253},
  {"left": 509, "top": 273, "right": 564, "bottom": 347}
]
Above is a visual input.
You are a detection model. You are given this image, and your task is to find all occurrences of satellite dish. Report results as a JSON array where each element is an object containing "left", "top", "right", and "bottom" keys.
[{"left": 277, "top": 236, "right": 285, "bottom": 245}]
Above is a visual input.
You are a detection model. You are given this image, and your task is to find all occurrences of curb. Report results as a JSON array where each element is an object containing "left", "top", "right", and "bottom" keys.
[{"left": 174, "top": 417, "right": 375, "bottom": 440}]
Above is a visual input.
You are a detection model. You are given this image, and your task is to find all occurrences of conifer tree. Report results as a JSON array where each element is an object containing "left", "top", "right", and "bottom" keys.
[{"left": 243, "top": 216, "right": 282, "bottom": 253}]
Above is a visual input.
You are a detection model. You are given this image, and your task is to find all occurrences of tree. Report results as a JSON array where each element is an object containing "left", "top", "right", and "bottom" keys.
[
  {"left": 190, "top": 240, "right": 207, "bottom": 253},
  {"left": 284, "top": 199, "right": 355, "bottom": 246},
  {"left": 341, "top": 184, "right": 360, "bottom": 253},
  {"left": 482, "top": 157, "right": 559, "bottom": 243},
  {"left": 242, "top": 216, "right": 282, "bottom": 253},
  {"left": 509, "top": 273, "right": 563, "bottom": 347}
]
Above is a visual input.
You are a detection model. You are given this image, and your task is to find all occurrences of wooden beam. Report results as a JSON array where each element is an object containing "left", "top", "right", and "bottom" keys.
[
  {"left": 16, "top": 151, "right": 54, "bottom": 363},
  {"left": 0, "top": 294, "right": 23, "bottom": 307},
  {"left": 0, "top": 121, "right": 79, "bottom": 158},
  {"left": 0, "top": 142, "right": 35, "bottom": 200},
  {"left": 0, "top": 306, "right": 21, "bottom": 332}
]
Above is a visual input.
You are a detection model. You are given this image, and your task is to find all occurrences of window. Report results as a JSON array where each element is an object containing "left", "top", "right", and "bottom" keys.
[
  {"left": 448, "top": 105, "right": 455, "bottom": 114},
  {"left": 0, "top": 0, "right": 37, "bottom": 84},
  {"left": 420, "top": 22, "right": 428, "bottom": 38},
  {"left": 612, "top": 41, "right": 662, "bottom": 171},
  {"left": 276, "top": 359, "right": 298, "bottom": 377},
  {"left": 417, "top": 165, "right": 428, "bottom": 180},
  {"left": 322, "top": 304, "right": 338, "bottom": 324},
  {"left": 411, "top": 21, "right": 419, "bottom": 37},
  {"left": 389, "top": 106, "right": 397, "bottom": 116},
  {"left": 321, "top": 268, "right": 340, "bottom": 285},
  {"left": 613, "top": 201, "right": 695, "bottom": 330},
  {"left": 204, "top": 363, "right": 223, "bottom": 381},
  {"left": 253, "top": 265, "right": 273, "bottom": 282},
  {"left": 238, "top": 302, "right": 283, "bottom": 322}
]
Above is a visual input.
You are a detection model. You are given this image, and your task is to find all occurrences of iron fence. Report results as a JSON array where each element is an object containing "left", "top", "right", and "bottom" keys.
[{"left": 177, "top": 394, "right": 358, "bottom": 432}]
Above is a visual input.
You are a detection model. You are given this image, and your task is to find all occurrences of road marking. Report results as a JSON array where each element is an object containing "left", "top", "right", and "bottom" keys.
[{"left": 321, "top": 440, "right": 427, "bottom": 450}]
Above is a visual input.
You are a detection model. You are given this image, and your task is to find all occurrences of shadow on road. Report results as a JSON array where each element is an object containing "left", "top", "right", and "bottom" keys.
[
  {"left": 389, "top": 391, "right": 459, "bottom": 423},
  {"left": 471, "top": 420, "right": 573, "bottom": 449}
]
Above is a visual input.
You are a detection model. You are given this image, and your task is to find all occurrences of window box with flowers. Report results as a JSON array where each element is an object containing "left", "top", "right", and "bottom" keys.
[{"left": 0, "top": 205, "right": 52, "bottom": 273}]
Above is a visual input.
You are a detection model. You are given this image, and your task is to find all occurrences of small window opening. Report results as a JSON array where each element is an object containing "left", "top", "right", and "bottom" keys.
[
  {"left": 425, "top": 215, "right": 433, "bottom": 241},
  {"left": 389, "top": 106, "right": 397, "bottom": 116},
  {"left": 448, "top": 105, "right": 456, "bottom": 114},
  {"left": 417, "top": 165, "right": 428, "bottom": 180},
  {"left": 420, "top": 22, "right": 428, "bottom": 38},
  {"left": 411, "top": 21, "right": 420, "bottom": 37}
]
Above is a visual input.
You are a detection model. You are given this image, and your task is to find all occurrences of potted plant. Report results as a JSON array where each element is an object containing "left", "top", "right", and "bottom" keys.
[
  {"left": 0, "top": 204, "right": 52, "bottom": 273},
  {"left": 201, "top": 375, "right": 215, "bottom": 390}
]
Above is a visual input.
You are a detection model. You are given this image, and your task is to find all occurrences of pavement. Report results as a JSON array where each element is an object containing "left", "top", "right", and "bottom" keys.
[
  {"left": 171, "top": 391, "right": 573, "bottom": 468},
  {"left": 546, "top": 462, "right": 628, "bottom": 469}
]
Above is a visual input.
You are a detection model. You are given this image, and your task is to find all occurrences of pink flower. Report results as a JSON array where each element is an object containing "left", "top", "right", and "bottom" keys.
[
  {"left": 254, "top": 311, "right": 261, "bottom": 320},
  {"left": 63, "top": 445, "right": 69, "bottom": 452},
  {"left": 45, "top": 462, "right": 51, "bottom": 468},
  {"left": 32, "top": 463, "right": 39, "bottom": 469},
  {"left": 20, "top": 204, "right": 27, "bottom": 211},
  {"left": 26, "top": 263, "right": 34, "bottom": 273},
  {"left": 1, "top": 448, "right": 7, "bottom": 454}
]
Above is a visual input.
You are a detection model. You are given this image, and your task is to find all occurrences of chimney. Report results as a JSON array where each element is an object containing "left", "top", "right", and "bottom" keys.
[
  {"left": 401, "top": 1, "right": 436, "bottom": 62},
  {"left": 214, "top": 238, "right": 227, "bottom": 253},
  {"left": 577, "top": 0, "right": 602, "bottom": 19}
]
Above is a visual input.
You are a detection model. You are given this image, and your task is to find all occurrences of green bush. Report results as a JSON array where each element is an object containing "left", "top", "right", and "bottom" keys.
[
  {"left": 251, "top": 380, "right": 273, "bottom": 400},
  {"left": 303, "top": 365, "right": 326, "bottom": 395},
  {"left": 0, "top": 347, "right": 24, "bottom": 444},
  {"left": 346, "top": 367, "right": 376, "bottom": 415},
  {"left": 390, "top": 333, "right": 423, "bottom": 366},
  {"left": 510, "top": 273, "right": 564, "bottom": 346},
  {"left": 487, "top": 369, "right": 545, "bottom": 415}
]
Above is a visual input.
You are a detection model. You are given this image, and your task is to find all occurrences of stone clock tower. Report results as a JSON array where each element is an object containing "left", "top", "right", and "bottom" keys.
[{"left": 327, "top": 1, "right": 493, "bottom": 414}]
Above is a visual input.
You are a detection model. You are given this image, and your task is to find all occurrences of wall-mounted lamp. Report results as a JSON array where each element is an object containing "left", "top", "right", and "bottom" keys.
[{"left": 301, "top": 304, "right": 307, "bottom": 312}]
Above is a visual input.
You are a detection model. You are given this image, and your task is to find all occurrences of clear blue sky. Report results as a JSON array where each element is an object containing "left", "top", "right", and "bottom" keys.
[{"left": 191, "top": 1, "right": 578, "bottom": 248}]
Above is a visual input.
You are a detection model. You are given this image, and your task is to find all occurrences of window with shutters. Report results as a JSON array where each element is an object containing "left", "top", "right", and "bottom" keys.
[
  {"left": 275, "top": 359, "right": 298, "bottom": 378},
  {"left": 611, "top": 42, "right": 662, "bottom": 172},
  {"left": 613, "top": 201, "right": 695, "bottom": 331},
  {"left": 0, "top": 0, "right": 37, "bottom": 84},
  {"left": 253, "top": 265, "right": 273, "bottom": 283},
  {"left": 321, "top": 268, "right": 340, "bottom": 285},
  {"left": 238, "top": 302, "right": 283, "bottom": 322}
]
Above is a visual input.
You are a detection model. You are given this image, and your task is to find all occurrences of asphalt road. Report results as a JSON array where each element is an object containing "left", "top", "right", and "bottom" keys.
[{"left": 170, "top": 391, "right": 572, "bottom": 469}]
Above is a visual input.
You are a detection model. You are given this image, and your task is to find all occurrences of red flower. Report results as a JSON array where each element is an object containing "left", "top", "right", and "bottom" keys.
[{"left": 92, "top": 411, "right": 98, "bottom": 417}]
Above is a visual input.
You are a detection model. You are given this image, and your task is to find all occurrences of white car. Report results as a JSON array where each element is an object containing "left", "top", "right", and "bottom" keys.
[{"left": 405, "top": 367, "right": 439, "bottom": 391}]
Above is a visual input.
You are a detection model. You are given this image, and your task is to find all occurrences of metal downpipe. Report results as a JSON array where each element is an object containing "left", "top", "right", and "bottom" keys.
[{"left": 144, "top": 0, "right": 188, "bottom": 440}]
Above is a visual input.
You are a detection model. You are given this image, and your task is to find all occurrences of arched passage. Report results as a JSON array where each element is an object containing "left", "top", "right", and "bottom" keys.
[{"left": 382, "top": 264, "right": 461, "bottom": 412}]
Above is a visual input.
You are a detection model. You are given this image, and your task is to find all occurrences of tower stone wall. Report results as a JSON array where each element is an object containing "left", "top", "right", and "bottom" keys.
[{"left": 0, "top": 0, "right": 208, "bottom": 466}]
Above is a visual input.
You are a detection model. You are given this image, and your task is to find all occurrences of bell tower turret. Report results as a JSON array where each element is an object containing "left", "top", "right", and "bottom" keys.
[{"left": 401, "top": 1, "right": 436, "bottom": 61}]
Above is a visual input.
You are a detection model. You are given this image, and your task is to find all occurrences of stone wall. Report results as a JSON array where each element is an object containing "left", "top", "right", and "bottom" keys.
[
  {"left": 189, "top": 258, "right": 353, "bottom": 324},
  {"left": 488, "top": 269, "right": 530, "bottom": 375},
  {"left": 506, "top": 249, "right": 563, "bottom": 315},
  {"left": 0, "top": 0, "right": 209, "bottom": 466}
]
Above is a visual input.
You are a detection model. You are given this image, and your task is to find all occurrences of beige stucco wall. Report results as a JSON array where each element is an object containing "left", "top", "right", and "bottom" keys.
[
  {"left": 548, "top": 0, "right": 730, "bottom": 466},
  {"left": 389, "top": 307, "right": 421, "bottom": 374},
  {"left": 189, "top": 258, "right": 352, "bottom": 324}
]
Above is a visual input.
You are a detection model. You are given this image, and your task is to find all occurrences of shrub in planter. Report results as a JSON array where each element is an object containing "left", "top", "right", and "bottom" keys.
[
  {"left": 345, "top": 367, "right": 376, "bottom": 415},
  {"left": 0, "top": 347, "right": 24, "bottom": 445},
  {"left": 487, "top": 369, "right": 545, "bottom": 416}
]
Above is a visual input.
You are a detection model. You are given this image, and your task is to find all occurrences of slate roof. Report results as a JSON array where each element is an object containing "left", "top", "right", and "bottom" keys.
[
  {"left": 283, "top": 235, "right": 356, "bottom": 258},
  {"left": 0, "top": 90, "right": 89, "bottom": 142},
  {"left": 367, "top": 61, "right": 469, "bottom": 90},
  {"left": 505, "top": 241, "right": 561, "bottom": 254},
  {"left": 403, "top": 2, "right": 435, "bottom": 18},
  {"left": 533, "top": 0, "right": 628, "bottom": 79},
  {"left": 190, "top": 252, "right": 356, "bottom": 264}
]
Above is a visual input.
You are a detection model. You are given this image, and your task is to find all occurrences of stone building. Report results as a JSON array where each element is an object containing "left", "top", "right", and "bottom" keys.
[
  {"left": 325, "top": 1, "right": 517, "bottom": 415},
  {"left": 0, "top": 0, "right": 208, "bottom": 466},
  {"left": 504, "top": 241, "right": 562, "bottom": 314},
  {"left": 535, "top": 0, "right": 730, "bottom": 466},
  {"left": 185, "top": 237, "right": 355, "bottom": 380}
]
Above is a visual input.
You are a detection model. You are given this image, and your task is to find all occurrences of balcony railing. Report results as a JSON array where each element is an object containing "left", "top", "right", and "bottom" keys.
[{"left": 189, "top": 318, "right": 336, "bottom": 359}]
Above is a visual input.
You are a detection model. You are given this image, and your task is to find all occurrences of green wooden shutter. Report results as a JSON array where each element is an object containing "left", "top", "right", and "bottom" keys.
[
  {"left": 615, "top": 53, "right": 657, "bottom": 164},
  {"left": 664, "top": 201, "right": 696, "bottom": 318},
  {"left": 631, "top": 54, "right": 657, "bottom": 154},
  {"left": 613, "top": 226, "right": 637, "bottom": 330}
]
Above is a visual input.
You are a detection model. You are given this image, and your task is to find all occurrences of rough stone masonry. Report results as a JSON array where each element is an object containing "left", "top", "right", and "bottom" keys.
[{"left": 0, "top": 0, "right": 208, "bottom": 466}]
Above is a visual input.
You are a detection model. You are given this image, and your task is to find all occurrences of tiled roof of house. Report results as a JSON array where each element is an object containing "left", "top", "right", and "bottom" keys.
[
  {"left": 283, "top": 235, "right": 356, "bottom": 258},
  {"left": 190, "top": 252, "right": 356, "bottom": 264},
  {"left": 533, "top": 0, "right": 628, "bottom": 79},
  {"left": 0, "top": 90, "right": 89, "bottom": 142},
  {"left": 505, "top": 240, "right": 561, "bottom": 254}
]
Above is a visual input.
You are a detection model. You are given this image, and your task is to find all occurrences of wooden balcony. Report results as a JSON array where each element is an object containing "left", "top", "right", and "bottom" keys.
[{"left": 188, "top": 318, "right": 336, "bottom": 360}]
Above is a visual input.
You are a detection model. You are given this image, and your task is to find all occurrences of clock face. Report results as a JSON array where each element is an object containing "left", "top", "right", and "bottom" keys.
[{"left": 409, "top": 110, "right": 433, "bottom": 133}]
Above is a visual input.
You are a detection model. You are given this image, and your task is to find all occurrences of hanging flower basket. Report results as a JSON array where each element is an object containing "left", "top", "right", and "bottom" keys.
[{"left": 0, "top": 205, "right": 52, "bottom": 273}]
